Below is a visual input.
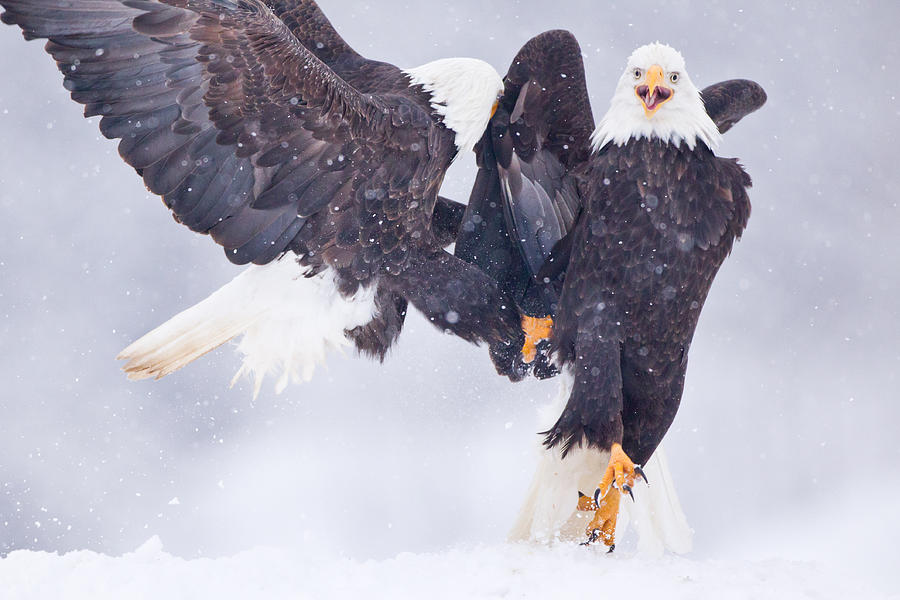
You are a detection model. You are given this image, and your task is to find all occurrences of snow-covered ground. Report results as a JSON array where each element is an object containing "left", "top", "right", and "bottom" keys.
[
  {"left": 0, "top": 537, "right": 890, "bottom": 600},
  {"left": 3, "top": 476, "right": 898, "bottom": 600}
]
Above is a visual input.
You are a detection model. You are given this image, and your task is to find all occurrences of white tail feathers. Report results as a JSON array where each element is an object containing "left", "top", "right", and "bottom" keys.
[
  {"left": 509, "top": 370, "right": 693, "bottom": 554},
  {"left": 117, "top": 255, "right": 377, "bottom": 397},
  {"left": 508, "top": 439, "right": 612, "bottom": 543},
  {"left": 618, "top": 446, "right": 693, "bottom": 555}
]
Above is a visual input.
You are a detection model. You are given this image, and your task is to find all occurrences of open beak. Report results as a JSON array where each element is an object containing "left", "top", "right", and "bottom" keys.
[{"left": 635, "top": 64, "right": 673, "bottom": 118}]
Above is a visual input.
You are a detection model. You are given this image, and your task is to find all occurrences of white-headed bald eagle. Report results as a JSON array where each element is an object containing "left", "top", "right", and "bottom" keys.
[
  {"left": 456, "top": 31, "right": 766, "bottom": 549},
  {"left": 0, "top": 0, "right": 530, "bottom": 394}
]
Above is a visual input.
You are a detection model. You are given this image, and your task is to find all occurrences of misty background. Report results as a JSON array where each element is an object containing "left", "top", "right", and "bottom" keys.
[{"left": 0, "top": 0, "right": 897, "bottom": 590}]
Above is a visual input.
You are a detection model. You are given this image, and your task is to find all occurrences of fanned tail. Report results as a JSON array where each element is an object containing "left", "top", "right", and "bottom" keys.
[
  {"left": 117, "top": 255, "right": 377, "bottom": 397},
  {"left": 618, "top": 446, "right": 693, "bottom": 555},
  {"left": 508, "top": 370, "right": 609, "bottom": 542},
  {"left": 117, "top": 279, "right": 265, "bottom": 383}
]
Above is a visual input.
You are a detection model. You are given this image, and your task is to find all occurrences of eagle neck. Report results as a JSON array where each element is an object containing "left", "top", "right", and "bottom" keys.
[{"left": 591, "top": 86, "right": 721, "bottom": 153}]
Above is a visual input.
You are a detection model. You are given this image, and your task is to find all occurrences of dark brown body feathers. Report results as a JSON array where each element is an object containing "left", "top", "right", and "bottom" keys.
[
  {"left": 547, "top": 139, "right": 751, "bottom": 462},
  {"left": 458, "top": 30, "right": 765, "bottom": 461}
]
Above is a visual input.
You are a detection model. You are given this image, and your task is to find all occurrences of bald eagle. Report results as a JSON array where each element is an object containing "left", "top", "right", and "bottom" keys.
[
  {"left": 0, "top": 0, "right": 527, "bottom": 394},
  {"left": 456, "top": 31, "right": 766, "bottom": 549}
]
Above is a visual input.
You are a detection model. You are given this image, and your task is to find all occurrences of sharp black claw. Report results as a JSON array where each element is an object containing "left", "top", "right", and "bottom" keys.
[
  {"left": 607, "top": 544, "right": 616, "bottom": 554},
  {"left": 593, "top": 487, "right": 602, "bottom": 506},
  {"left": 533, "top": 340, "right": 560, "bottom": 380},
  {"left": 623, "top": 484, "right": 634, "bottom": 502},
  {"left": 581, "top": 529, "right": 600, "bottom": 546},
  {"left": 578, "top": 491, "right": 586, "bottom": 498},
  {"left": 635, "top": 465, "right": 649, "bottom": 484}
]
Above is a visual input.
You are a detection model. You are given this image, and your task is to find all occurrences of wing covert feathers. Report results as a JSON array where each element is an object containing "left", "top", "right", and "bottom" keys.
[
  {"left": 0, "top": 0, "right": 415, "bottom": 267},
  {"left": 701, "top": 79, "right": 768, "bottom": 134}
]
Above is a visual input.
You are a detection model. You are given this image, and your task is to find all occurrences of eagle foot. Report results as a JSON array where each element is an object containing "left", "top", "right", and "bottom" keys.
[
  {"left": 580, "top": 529, "right": 615, "bottom": 553},
  {"left": 489, "top": 339, "right": 529, "bottom": 382},
  {"left": 521, "top": 315, "right": 553, "bottom": 363},
  {"left": 599, "top": 443, "right": 641, "bottom": 500},
  {"left": 577, "top": 486, "right": 621, "bottom": 550},
  {"left": 576, "top": 443, "right": 646, "bottom": 549},
  {"left": 635, "top": 465, "right": 649, "bottom": 485},
  {"left": 531, "top": 339, "right": 559, "bottom": 379}
]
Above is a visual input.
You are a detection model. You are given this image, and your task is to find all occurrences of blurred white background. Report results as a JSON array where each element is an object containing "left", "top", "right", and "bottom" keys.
[{"left": 0, "top": 0, "right": 897, "bottom": 591}]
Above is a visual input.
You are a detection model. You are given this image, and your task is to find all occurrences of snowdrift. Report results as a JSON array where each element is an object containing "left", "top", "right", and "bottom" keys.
[{"left": 0, "top": 536, "right": 889, "bottom": 600}]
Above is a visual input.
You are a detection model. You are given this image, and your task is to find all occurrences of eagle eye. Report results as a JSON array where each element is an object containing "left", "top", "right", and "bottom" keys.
[
  {"left": 632, "top": 68, "right": 643, "bottom": 80},
  {"left": 669, "top": 72, "right": 680, "bottom": 83}
]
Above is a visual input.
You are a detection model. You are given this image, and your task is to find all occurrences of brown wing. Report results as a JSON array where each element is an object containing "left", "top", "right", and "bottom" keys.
[
  {"left": 261, "top": 0, "right": 361, "bottom": 63},
  {"left": 456, "top": 29, "right": 593, "bottom": 316},
  {"left": 0, "top": 0, "right": 432, "bottom": 266},
  {"left": 702, "top": 79, "right": 768, "bottom": 134}
]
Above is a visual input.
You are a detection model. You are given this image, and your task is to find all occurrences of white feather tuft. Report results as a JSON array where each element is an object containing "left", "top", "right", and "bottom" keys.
[
  {"left": 509, "top": 368, "right": 693, "bottom": 553},
  {"left": 404, "top": 58, "right": 503, "bottom": 155},
  {"left": 118, "top": 255, "right": 377, "bottom": 398},
  {"left": 618, "top": 446, "right": 693, "bottom": 556},
  {"left": 591, "top": 42, "right": 722, "bottom": 152},
  {"left": 509, "top": 370, "right": 609, "bottom": 542}
]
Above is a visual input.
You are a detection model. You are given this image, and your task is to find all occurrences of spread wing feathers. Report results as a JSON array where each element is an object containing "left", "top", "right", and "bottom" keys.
[
  {"left": 0, "top": 0, "right": 426, "bottom": 266},
  {"left": 259, "top": 0, "right": 360, "bottom": 63},
  {"left": 456, "top": 29, "right": 593, "bottom": 316},
  {"left": 701, "top": 79, "right": 768, "bottom": 134},
  {"left": 162, "top": 0, "right": 387, "bottom": 137}
]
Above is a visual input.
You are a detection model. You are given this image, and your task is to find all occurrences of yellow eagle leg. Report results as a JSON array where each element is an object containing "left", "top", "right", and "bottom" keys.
[
  {"left": 579, "top": 443, "right": 644, "bottom": 550},
  {"left": 521, "top": 315, "right": 553, "bottom": 363},
  {"left": 586, "top": 487, "right": 621, "bottom": 549}
]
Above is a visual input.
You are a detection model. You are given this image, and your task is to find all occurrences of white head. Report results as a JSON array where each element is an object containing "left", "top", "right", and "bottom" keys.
[
  {"left": 591, "top": 42, "right": 721, "bottom": 152},
  {"left": 404, "top": 58, "right": 504, "bottom": 155}
]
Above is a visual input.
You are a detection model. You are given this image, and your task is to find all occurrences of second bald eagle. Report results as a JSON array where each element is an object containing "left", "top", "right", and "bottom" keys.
[{"left": 457, "top": 31, "right": 766, "bottom": 548}]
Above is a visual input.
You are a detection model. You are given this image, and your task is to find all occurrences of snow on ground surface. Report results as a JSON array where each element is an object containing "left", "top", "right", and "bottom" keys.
[
  {"left": 5, "top": 478, "right": 899, "bottom": 600},
  {"left": 1, "top": 538, "right": 891, "bottom": 600}
]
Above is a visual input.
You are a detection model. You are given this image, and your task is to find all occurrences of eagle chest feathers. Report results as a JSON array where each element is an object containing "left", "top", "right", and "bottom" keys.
[
  {"left": 554, "top": 138, "right": 751, "bottom": 451},
  {"left": 573, "top": 139, "right": 748, "bottom": 328}
]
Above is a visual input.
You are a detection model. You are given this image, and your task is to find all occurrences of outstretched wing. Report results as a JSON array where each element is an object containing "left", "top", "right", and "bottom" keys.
[
  {"left": 701, "top": 79, "right": 768, "bottom": 134},
  {"left": 0, "top": 0, "right": 421, "bottom": 266},
  {"left": 456, "top": 29, "right": 593, "bottom": 317}
]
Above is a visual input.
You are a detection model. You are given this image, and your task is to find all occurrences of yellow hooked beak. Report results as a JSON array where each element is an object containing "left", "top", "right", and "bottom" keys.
[
  {"left": 490, "top": 99, "right": 499, "bottom": 119},
  {"left": 635, "top": 64, "right": 674, "bottom": 118}
]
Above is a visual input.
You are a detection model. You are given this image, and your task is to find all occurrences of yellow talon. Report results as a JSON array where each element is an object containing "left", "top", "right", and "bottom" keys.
[
  {"left": 581, "top": 443, "right": 640, "bottom": 549},
  {"left": 521, "top": 315, "right": 553, "bottom": 363},
  {"left": 585, "top": 486, "right": 621, "bottom": 548},
  {"left": 576, "top": 491, "right": 597, "bottom": 512},
  {"left": 598, "top": 443, "right": 638, "bottom": 498}
]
